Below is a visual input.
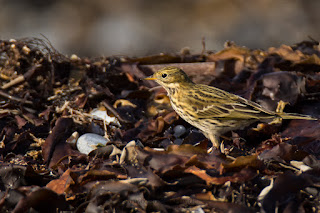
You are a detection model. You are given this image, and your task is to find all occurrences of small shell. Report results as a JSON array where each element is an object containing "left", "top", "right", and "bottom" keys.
[
  {"left": 91, "top": 108, "right": 120, "bottom": 126},
  {"left": 66, "top": 131, "right": 79, "bottom": 148},
  {"left": 76, "top": 133, "right": 109, "bottom": 154}
]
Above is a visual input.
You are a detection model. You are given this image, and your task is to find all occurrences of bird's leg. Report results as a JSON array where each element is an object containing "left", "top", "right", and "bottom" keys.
[
  {"left": 208, "top": 133, "right": 220, "bottom": 148},
  {"left": 268, "top": 100, "right": 289, "bottom": 125},
  {"left": 206, "top": 133, "right": 226, "bottom": 153},
  {"left": 275, "top": 100, "right": 289, "bottom": 113}
]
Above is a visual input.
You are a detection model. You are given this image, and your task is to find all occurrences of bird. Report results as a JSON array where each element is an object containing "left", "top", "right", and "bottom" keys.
[{"left": 145, "top": 66, "right": 317, "bottom": 149}]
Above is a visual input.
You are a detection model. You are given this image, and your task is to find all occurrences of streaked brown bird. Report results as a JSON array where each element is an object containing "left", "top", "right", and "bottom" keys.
[{"left": 145, "top": 66, "right": 316, "bottom": 149}]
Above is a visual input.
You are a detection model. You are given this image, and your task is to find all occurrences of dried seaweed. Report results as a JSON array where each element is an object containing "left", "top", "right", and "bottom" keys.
[{"left": 0, "top": 38, "right": 319, "bottom": 212}]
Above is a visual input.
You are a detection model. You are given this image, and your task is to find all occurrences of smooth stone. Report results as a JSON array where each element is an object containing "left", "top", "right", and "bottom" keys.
[{"left": 173, "top": 125, "right": 186, "bottom": 138}]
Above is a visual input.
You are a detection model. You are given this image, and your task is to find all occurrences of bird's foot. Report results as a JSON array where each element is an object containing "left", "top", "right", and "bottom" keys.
[{"left": 220, "top": 141, "right": 225, "bottom": 153}]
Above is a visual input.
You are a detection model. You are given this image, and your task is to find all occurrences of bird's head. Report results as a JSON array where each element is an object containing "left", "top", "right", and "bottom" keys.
[{"left": 145, "top": 67, "right": 193, "bottom": 90}]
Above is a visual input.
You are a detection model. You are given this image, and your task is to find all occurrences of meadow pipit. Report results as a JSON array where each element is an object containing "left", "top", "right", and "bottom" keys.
[{"left": 145, "top": 66, "right": 316, "bottom": 149}]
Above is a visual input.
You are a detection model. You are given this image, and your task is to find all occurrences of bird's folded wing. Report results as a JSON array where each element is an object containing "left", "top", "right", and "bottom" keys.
[{"left": 186, "top": 85, "right": 275, "bottom": 119}]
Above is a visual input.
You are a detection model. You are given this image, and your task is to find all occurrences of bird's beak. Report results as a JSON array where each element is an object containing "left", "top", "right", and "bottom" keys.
[{"left": 145, "top": 75, "right": 156, "bottom": 80}]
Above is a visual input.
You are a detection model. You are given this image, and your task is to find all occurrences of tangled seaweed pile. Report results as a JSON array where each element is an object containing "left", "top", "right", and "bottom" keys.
[{"left": 0, "top": 38, "right": 319, "bottom": 212}]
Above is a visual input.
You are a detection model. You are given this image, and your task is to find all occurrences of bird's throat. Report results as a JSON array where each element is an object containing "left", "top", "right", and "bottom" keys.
[{"left": 165, "top": 83, "right": 181, "bottom": 96}]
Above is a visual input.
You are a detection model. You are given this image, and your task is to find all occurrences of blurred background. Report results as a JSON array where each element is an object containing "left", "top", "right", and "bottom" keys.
[{"left": 1, "top": 0, "right": 319, "bottom": 57}]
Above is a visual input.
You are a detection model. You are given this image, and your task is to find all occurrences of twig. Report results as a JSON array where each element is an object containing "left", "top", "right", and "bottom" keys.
[
  {"left": 200, "top": 36, "right": 206, "bottom": 57},
  {"left": 1, "top": 64, "right": 41, "bottom": 89},
  {"left": 0, "top": 90, "right": 33, "bottom": 104},
  {"left": 102, "top": 101, "right": 131, "bottom": 124},
  {"left": 148, "top": 85, "right": 163, "bottom": 91},
  {"left": 1, "top": 75, "right": 25, "bottom": 90}
]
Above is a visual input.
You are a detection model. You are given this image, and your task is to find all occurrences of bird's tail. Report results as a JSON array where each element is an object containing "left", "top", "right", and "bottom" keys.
[{"left": 278, "top": 112, "right": 317, "bottom": 120}]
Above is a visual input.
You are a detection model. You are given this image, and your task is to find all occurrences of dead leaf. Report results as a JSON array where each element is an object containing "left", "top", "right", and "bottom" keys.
[
  {"left": 185, "top": 166, "right": 258, "bottom": 185},
  {"left": 46, "top": 169, "right": 76, "bottom": 195}
]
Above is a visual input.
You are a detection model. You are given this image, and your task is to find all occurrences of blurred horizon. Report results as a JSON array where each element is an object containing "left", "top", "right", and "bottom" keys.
[{"left": 1, "top": 0, "right": 319, "bottom": 57}]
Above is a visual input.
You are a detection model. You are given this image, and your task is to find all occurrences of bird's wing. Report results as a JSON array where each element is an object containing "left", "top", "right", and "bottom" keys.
[{"left": 184, "top": 84, "right": 276, "bottom": 120}]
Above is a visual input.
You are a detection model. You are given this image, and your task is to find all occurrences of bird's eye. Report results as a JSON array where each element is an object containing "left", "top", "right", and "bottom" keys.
[{"left": 162, "top": 73, "right": 167, "bottom": 78}]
